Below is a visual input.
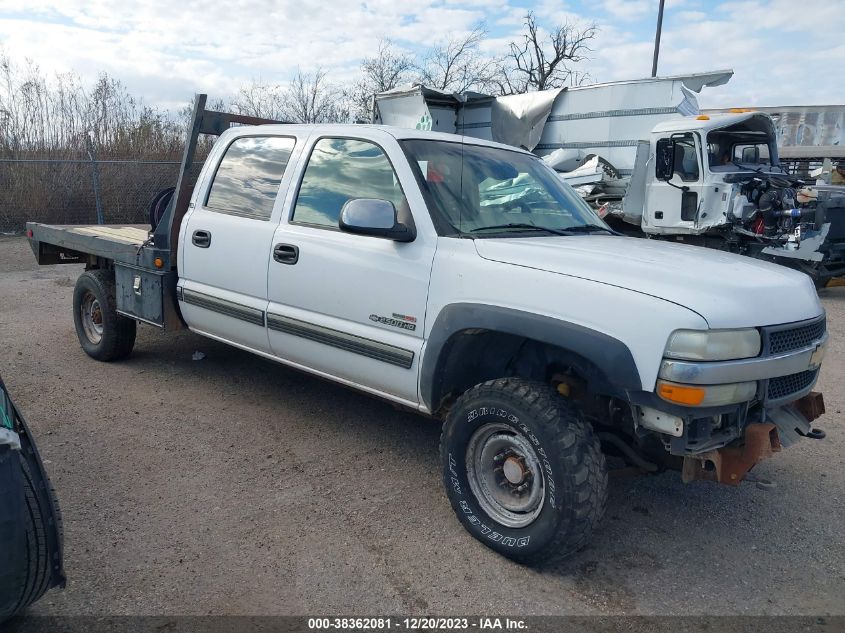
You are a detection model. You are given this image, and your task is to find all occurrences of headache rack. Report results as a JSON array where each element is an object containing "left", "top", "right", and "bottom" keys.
[{"left": 26, "top": 95, "right": 284, "bottom": 330}]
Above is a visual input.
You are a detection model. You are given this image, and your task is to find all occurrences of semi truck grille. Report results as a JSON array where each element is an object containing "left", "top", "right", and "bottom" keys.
[
  {"left": 767, "top": 369, "right": 818, "bottom": 402},
  {"left": 765, "top": 317, "right": 826, "bottom": 355}
]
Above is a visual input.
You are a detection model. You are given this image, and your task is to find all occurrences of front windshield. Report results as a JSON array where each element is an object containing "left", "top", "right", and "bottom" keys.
[
  {"left": 400, "top": 139, "right": 609, "bottom": 237},
  {"left": 708, "top": 135, "right": 773, "bottom": 170},
  {"left": 707, "top": 126, "right": 779, "bottom": 172}
]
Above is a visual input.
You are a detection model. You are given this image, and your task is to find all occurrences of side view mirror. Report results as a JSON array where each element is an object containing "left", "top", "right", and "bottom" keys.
[
  {"left": 742, "top": 146, "right": 760, "bottom": 163},
  {"left": 339, "top": 198, "right": 415, "bottom": 242},
  {"left": 655, "top": 138, "right": 675, "bottom": 181}
]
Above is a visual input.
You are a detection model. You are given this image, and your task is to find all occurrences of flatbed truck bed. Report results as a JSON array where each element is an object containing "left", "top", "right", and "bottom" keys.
[
  {"left": 27, "top": 220, "right": 183, "bottom": 329},
  {"left": 23, "top": 96, "right": 284, "bottom": 331},
  {"left": 27, "top": 223, "right": 151, "bottom": 264}
]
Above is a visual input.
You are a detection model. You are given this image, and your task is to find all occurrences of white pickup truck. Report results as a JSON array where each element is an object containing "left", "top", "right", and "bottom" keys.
[{"left": 26, "top": 96, "right": 829, "bottom": 565}]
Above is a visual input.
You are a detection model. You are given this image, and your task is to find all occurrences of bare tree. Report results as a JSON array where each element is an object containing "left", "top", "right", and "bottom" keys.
[
  {"left": 282, "top": 68, "right": 348, "bottom": 123},
  {"left": 497, "top": 12, "right": 596, "bottom": 94},
  {"left": 417, "top": 26, "right": 499, "bottom": 93},
  {"left": 348, "top": 39, "right": 413, "bottom": 121},
  {"left": 0, "top": 53, "right": 184, "bottom": 159},
  {"left": 231, "top": 79, "right": 286, "bottom": 121}
]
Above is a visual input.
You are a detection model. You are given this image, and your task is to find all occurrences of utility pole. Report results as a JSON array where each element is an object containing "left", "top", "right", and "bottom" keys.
[{"left": 651, "top": 0, "right": 666, "bottom": 77}]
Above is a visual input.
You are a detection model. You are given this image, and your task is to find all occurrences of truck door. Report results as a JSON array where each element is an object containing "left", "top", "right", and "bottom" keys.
[
  {"left": 644, "top": 133, "right": 705, "bottom": 231},
  {"left": 179, "top": 133, "right": 301, "bottom": 353},
  {"left": 265, "top": 132, "right": 437, "bottom": 406}
]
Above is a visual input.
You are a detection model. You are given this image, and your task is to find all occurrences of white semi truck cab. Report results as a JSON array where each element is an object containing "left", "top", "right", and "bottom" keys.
[
  {"left": 26, "top": 96, "right": 829, "bottom": 565},
  {"left": 375, "top": 75, "right": 845, "bottom": 286},
  {"left": 622, "top": 111, "right": 844, "bottom": 272}
]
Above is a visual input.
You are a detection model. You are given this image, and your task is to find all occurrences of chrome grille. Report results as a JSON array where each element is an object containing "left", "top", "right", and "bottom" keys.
[
  {"left": 767, "top": 369, "right": 818, "bottom": 401},
  {"left": 766, "top": 318, "right": 826, "bottom": 355}
]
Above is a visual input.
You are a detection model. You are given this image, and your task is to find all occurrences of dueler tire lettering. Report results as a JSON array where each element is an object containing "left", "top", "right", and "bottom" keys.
[{"left": 440, "top": 378, "right": 607, "bottom": 565}]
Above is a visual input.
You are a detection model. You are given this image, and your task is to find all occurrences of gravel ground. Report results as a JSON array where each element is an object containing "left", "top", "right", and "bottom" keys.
[{"left": 1, "top": 234, "right": 843, "bottom": 616}]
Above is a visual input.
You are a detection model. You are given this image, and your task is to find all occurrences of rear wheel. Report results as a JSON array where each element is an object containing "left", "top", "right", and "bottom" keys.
[
  {"left": 440, "top": 378, "right": 607, "bottom": 566},
  {"left": 72, "top": 270, "right": 136, "bottom": 361}
]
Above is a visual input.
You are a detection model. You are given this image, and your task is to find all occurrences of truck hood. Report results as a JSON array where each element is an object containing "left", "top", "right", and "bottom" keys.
[{"left": 474, "top": 235, "right": 822, "bottom": 328}]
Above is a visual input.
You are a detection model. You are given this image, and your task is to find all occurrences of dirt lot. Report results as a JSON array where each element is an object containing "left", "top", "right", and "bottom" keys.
[{"left": 1, "top": 234, "right": 843, "bottom": 616}]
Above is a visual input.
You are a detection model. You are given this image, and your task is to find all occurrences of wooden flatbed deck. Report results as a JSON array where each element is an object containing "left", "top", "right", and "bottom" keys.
[{"left": 26, "top": 223, "right": 152, "bottom": 266}]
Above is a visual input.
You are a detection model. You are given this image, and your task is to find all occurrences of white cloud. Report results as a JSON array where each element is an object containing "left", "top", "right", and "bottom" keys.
[
  {"left": 599, "top": 0, "right": 653, "bottom": 20},
  {"left": 0, "top": 0, "right": 488, "bottom": 106},
  {"left": 0, "top": 0, "right": 842, "bottom": 110},
  {"left": 581, "top": 0, "right": 844, "bottom": 107}
]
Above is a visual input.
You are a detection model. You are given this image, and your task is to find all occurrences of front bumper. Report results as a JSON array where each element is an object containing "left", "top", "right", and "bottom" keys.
[
  {"left": 634, "top": 315, "right": 828, "bottom": 456},
  {"left": 659, "top": 334, "right": 827, "bottom": 385},
  {"left": 680, "top": 392, "right": 825, "bottom": 485}
]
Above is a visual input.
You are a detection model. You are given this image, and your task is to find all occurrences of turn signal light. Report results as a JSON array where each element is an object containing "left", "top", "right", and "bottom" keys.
[
  {"left": 657, "top": 382, "right": 705, "bottom": 406},
  {"left": 154, "top": 257, "right": 164, "bottom": 269},
  {"left": 696, "top": 115, "right": 710, "bottom": 120}
]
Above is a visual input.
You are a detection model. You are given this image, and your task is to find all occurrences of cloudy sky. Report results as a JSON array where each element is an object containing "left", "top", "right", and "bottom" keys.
[{"left": 0, "top": 0, "right": 842, "bottom": 111}]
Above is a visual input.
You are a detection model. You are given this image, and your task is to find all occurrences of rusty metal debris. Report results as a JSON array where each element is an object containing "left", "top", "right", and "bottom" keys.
[
  {"left": 682, "top": 423, "right": 782, "bottom": 486},
  {"left": 794, "top": 391, "right": 825, "bottom": 423}
]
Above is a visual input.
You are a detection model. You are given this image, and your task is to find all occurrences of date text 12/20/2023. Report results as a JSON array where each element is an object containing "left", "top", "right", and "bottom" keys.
[{"left": 307, "top": 617, "right": 528, "bottom": 630}]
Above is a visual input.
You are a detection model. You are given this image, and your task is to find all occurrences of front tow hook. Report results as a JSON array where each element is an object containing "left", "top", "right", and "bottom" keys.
[{"left": 797, "top": 427, "right": 826, "bottom": 440}]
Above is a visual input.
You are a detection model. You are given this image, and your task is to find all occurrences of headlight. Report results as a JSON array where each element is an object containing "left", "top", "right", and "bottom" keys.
[
  {"left": 665, "top": 329, "right": 760, "bottom": 361},
  {"left": 657, "top": 380, "right": 757, "bottom": 407}
]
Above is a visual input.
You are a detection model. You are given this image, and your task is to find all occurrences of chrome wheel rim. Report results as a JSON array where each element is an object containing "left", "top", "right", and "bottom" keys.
[
  {"left": 80, "top": 292, "right": 104, "bottom": 344},
  {"left": 466, "top": 423, "right": 545, "bottom": 528}
]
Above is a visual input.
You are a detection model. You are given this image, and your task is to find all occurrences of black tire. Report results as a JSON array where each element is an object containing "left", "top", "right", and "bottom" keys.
[
  {"left": 147, "top": 187, "right": 175, "bottom": 231},
  {"left": 72, "top": 269, "right": 136, "bottom": 361},
  {"left": 440, "top": 378, "right": 607, "bottom": 566},
  {"left": 0, "top": 450, "right": 63, "bottom": 621}
]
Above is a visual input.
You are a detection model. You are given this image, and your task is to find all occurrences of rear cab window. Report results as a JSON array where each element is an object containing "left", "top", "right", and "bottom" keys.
[{"left": 205, "top": 136, "right": 296, "bottom": 220}]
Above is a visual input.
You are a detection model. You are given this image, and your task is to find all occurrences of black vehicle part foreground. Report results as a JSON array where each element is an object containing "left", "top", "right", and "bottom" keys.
[{"left": 0, "top": 377, "right": 64, "bottom": 622}]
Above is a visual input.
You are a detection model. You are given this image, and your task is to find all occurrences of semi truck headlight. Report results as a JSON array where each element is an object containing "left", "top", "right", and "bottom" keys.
[
  {"left": 665, "top": 329, "right": 760, "bottom": 361},
  {"left": 657, "top": 380, "right": 757, "bottom": 407}
]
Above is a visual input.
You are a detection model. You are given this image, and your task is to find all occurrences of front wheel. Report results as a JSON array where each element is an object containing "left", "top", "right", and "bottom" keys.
[
  {"left": 440, "top": 378, "right": 607, "bottom": 566},
  {"left": 72, "top": 270, "right": 136, "bottom": 361}
]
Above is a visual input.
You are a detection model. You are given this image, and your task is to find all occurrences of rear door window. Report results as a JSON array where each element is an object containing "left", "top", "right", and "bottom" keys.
[{"left": 205, "top": 136, "right": 296, "bottom": 220}]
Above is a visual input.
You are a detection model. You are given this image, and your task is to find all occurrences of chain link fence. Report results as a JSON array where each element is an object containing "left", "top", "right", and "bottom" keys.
[{"left": 0, "top": 158, "right": 183, "bottom": 233}]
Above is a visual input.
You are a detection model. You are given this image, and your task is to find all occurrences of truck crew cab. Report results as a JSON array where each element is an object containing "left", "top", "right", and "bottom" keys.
[{"left": 27, "top": 96, "right": 829, "bottom": 565}]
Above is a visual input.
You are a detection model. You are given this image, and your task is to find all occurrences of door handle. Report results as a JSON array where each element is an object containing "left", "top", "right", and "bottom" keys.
[
  {"left": 192, "top": 230, "right": 211, "bottom": 248},
  {"left": 273, "top": 243, "right": 299, "bottom": 265}
]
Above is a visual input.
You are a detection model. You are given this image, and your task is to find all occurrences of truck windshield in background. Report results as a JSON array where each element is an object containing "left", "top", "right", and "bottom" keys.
[
  {"left": 400, "top": 139, "right": 608, "bottom": 237},
  {"left": 707, "top": 120, "right": 778, "bottom": 171}
]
